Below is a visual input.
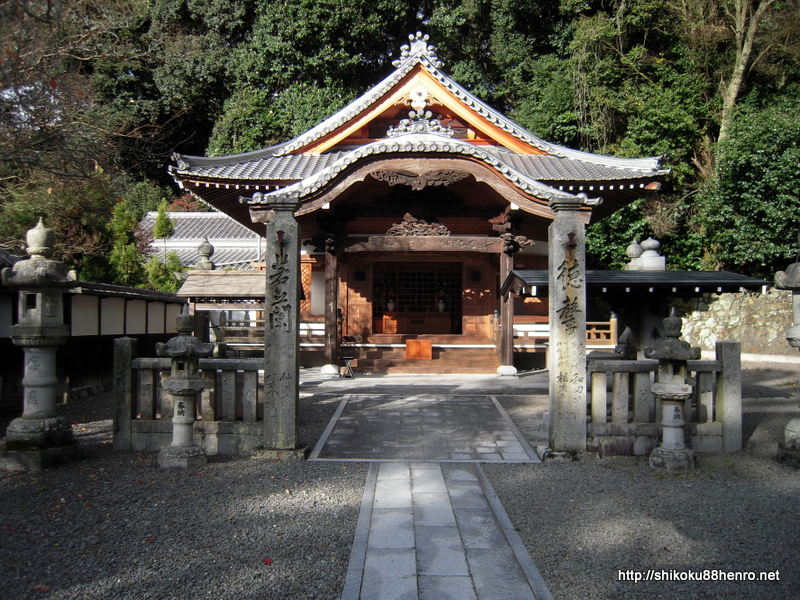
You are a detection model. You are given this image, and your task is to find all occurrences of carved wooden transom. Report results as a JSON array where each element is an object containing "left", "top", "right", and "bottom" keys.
[
  {"left": 370, "top": 169, "right": 469, "bottom": 191},
  {"left": 386, "top": 213, "right": 450, "bottom": 237}
]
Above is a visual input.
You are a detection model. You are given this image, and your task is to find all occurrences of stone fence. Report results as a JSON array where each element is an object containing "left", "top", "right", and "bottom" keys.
[
  {"left": 587, "top": 341, "right": 741, "bottom": 456},
  {"left": 675, "top": 289, "right": 791, "bottom": 356},
  {"left": 113, "top": 338, "right": 263, "bottom": 456}
]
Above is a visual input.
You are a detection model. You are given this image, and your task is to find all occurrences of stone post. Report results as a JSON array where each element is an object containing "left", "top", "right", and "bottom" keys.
[
  {"left": 0, "top": 219, "right": 78, "bottom": 471},
  {"left": 156, "top": 307, "right": 213, "bottom": 469},
  {"left": 645, "top": 309, "right": 699, "bottom": 470},
  {"left": 497, "top": 250, "right": 516, "bottom": 376},
  {"left": 112, "top": 337, "right": 137, "bottom": 451},
  {"left": 321, "top": 237, "right": 340, "bottom": 375},
  {"left": 259, "top": 194, "right": 301, "bottom": 452},
  {"left": 547, "top": 198, "right": 588, "bottom": 452},
  {"left": 774, "top": 259, "right": 800, "bottom": 467}
]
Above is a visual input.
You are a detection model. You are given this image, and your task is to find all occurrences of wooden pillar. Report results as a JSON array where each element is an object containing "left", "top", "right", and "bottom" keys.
[
  {"left": 498, "top": 251, "right": 516, "bottom": 375},
  {"left": 548, "top": 197, "right": 588, "bottom": 452},
  {"left": 262, "top": 197, "right": 300, "bottom": 451},
  {"left": 322, "top": 248, "right": 339, "bottom": 373}
]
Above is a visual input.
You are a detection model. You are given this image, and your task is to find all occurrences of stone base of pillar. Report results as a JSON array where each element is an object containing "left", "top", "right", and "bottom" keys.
[
  {"left": 320, "top": 364, "right": 339, "bottom": 375},
  {"left": 776, "top": 443, "right": 800, "bottom": 468},
  {"left": 158, "top": 445, "right": 207, "bottom": 469},
  {"left": 649, "top": 446, "right": 695, "bottom": 470},
  {"left": 4, "top": 416, "right": 75, "bottom": 448},
  {"left": 496, "top": 365, "right": 518, "bottom": 376},
  {"left": 0, "top": 440, "right": 80, "bottom": 472}
]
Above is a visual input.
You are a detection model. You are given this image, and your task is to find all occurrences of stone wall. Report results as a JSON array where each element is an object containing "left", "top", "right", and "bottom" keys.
[{"left": 675, "top": 289, "right": 793, "bottom": 355}]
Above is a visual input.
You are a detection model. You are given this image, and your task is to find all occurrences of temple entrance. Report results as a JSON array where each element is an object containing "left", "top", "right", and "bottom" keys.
[{"left": 372, "top": 262, "right": 462, "bottom": 334}]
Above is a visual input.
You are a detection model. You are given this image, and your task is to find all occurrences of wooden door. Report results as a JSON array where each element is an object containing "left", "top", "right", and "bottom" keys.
[
  {"left": 461, "top": 260, "right": 496, "bottom": 338},
  {"left": 342, "top": 262, "right": 373, "bottom": 339}
]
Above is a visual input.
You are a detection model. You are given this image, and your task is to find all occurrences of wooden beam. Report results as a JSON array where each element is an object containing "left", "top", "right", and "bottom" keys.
[{"left": 341, "top": 235, "right": 504, "bottom": 253}]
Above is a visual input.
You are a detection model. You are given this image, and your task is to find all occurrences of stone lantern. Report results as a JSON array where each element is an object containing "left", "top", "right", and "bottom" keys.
[
  {"left": 0, "top": 218, "right": 78, "bottom": 470},
  {"left": 156, "top": 306, "right": 214, "bottom": 469},
  {"left": 645, "top": 308, "right": 700, "bottom": 470},
  {"left": 774, "top": 259, "right": 800, "bottom": 467}
]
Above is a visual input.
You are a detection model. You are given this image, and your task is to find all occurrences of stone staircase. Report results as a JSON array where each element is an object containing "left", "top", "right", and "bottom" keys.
[{"left": 343, "top": 335, "right": 500, "bottom": 374}]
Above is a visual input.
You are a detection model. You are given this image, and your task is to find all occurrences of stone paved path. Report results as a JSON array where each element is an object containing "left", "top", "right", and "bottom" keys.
[
  {"left": 309, "top": 394, "right": 540, "bottom": 462},
  {"left": 340, "top": 461, "right": 552, "bottom": 600},
  {"left": 308, "top": 392, "right": 552, "bottom": 600}
]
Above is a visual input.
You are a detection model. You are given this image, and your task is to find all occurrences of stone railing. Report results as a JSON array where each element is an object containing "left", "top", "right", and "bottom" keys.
[
  {"left": 586, "top": 341, "right": 741, "bottom": 455},
  {"left": 113, "top": 338, "right": 263, "bottom": 456}
]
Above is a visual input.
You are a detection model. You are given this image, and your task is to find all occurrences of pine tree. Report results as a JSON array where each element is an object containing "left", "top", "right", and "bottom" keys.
[{"left": 153, "top": 200, "right": 175, "bottom": 259}]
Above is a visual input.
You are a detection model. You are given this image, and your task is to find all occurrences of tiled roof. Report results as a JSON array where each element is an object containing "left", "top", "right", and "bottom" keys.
[
  {"left": 177, "top": 147, "right": 661, "bottom": 184},
  {"left": 0, "top": 249, "right": 22, "bottom": 269},
  {"left": 243, "top": 135, "right": 593, "bottom": 206},
  {"left": 140, "top": 211, "right": 260, "bottom": 241},
  {"left": 165, "top": 247, "right": 262, "bottom": 270},
  {"left": 177, "top": 271, "right": 266, "bottom": 298}
]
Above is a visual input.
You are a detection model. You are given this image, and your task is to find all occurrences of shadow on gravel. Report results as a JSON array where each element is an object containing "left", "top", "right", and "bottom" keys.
[
  {"left": 485, "top": 364, "right": 800, "bottom": 600},
  {"left": 0, "top": 392, "right": 368, "bottom": 600}
]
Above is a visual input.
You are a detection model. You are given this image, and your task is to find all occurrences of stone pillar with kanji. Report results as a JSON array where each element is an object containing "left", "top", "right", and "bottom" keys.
[
  {"left": 260, "top": 195, "right": 302, "bottom": 453},
  {"left": 1, "top": 219, "right": 78, "bottom": 471},
  {"left": 547, "top": 198, "right": 588, "bottom": 452}
]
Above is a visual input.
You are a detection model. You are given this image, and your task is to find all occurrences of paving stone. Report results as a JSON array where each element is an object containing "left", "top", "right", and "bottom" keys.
[
  {"left": 369, "top": 508, "right": 414, "bottom": 549},
  {"left": 413, "top": 492, "right": 456, "bottom": 526},
  {"left": 379, "top": 461, "right": 411, "bottom": 480},
  {"left": 442, "top": 465, "right": 479, "bottom": 482},
  {"left": 453, "top": 509, "right": 506, "bottom": 549},
  {"left": 374, "top": 478, "right": 412, "bottom": 509},
  {"left": 466, "top": 547, "right": 537, "bottom": 600},
  {"left": 415, "top": 525, "right": 470, "bottom": 576},
  {"left": 448, "top": 481, "right": 490, "bottom": 510},
  {"left": 418, "top": 576, "right": 477, "bottom": 600},
  {"left": 361, "top": 548, "right": 418, "bottom": 600},
  {"left": 314, "top": 394, "right": 538, "bottom": 463},
  {"left": 410, "top": 461, "right": 440, "bottom": 470},
  {"left": 412, "top": 468, "right": 447, "bottom": 494}
]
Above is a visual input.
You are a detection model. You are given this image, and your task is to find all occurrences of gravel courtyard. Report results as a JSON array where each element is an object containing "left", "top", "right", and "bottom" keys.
[{"left": 1, "top": 364, "right": 799, "bottom": 599}]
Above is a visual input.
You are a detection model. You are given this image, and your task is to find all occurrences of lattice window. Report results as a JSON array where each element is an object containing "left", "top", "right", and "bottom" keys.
[{"left": 373, "top": 263, "right": 462, "bottom": 315}]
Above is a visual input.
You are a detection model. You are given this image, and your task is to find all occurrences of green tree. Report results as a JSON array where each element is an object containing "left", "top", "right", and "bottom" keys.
[
  {"left": 146, "top": 251, "right": 185, "bottom": 293},
  {"left": 153, "top": 199, "right": 175, "bottom": 259},
  {"left": 693, "top": 91, "right": 800, "bottom": 277},
  {"left": 108, "top": 199, "right": 146, "bottom": 286}
]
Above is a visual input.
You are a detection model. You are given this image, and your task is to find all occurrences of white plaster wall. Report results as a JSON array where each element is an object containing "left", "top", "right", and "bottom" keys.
[
  {"left": 165, "top": 303, "right": 182, "bottom": 333},
  {"left": 311, "top": 270, "right": 325, "bottom": 315},
  {"left": 147, "top": 302, "right": 165, "bottom": 334},
  {"left": 100, "top": 297, "right": 125, "bottom": 335},
  {"left": 126, "top": 300, "right": 147, "bottom": 334},
  {"left": 71, "top": 295, "right": 99, "bottom": 336}
]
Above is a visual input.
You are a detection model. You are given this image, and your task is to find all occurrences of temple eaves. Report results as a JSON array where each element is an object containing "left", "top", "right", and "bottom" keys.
[{"left": 237, "top": 132, "right": 600, "bottom": 209}]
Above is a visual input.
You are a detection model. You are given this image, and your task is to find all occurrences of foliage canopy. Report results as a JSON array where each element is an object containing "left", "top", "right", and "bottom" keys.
[{"left": 0, "top": 0, "right": 798, "bottom": 284}]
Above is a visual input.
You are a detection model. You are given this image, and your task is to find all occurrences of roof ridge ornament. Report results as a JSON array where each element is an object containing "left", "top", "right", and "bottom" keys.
[
  {"left": 392, "top": 32, "right": 444, "bottom": 69},
  {"left": 387, "top": 109, "right": 454, "bottom": 138}
]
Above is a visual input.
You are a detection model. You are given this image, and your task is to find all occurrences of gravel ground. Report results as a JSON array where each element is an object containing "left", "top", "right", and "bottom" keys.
[
  {"left": 487, "top": 363, "right": 800, "bottom": 600},
  {"left": 0, "top": 392, "right": 366, "bottom": 600},
  {"left": 2, "top": 364, "right": 798, "bottom": 600}
]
